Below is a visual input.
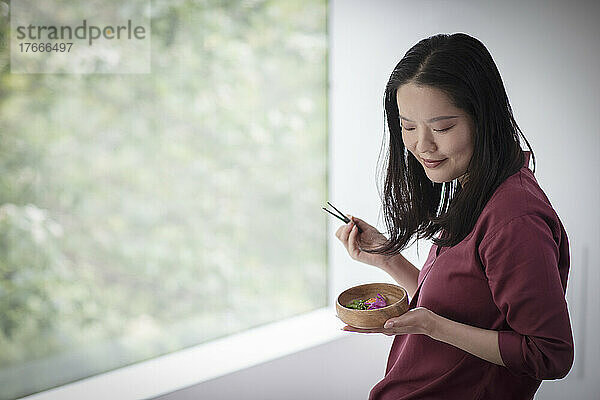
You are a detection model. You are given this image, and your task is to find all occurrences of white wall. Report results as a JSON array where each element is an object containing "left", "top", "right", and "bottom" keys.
[{"left": 157, "top": 1, "right": 600, "bottom": 398}]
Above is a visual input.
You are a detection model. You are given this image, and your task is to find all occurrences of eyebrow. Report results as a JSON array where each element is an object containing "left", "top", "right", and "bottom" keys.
[{"left": 399, "top": 115, "right": 460, "bottom": 123}]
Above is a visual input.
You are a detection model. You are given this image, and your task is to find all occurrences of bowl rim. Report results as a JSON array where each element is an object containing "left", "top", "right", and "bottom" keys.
[{"left": 336, "top": 282, "right": 407, "bottom": 312}]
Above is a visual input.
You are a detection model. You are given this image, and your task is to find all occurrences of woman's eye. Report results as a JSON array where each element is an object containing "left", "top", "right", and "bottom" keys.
[
  {"left": 433, "top": 125, "right": 455, "bottom": 133},
  {"left": 402, "top": 125, "right": 455, "bottom": 132}
]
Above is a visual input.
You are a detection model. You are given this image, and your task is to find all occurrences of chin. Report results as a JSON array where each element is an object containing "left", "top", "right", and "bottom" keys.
[
  {"left": 424, "top": 167, "right": 464, "bottom": 184},
  {"left": 425, "top": 173, "right": 452, "bottom": 183}
]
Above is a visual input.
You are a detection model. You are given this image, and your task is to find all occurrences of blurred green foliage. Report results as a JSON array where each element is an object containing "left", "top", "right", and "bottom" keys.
[{"left": 0, "top": 0, "right": 327, "bottom": 397}]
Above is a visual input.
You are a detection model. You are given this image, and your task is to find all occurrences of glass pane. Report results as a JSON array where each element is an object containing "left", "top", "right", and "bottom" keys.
[{"left": 0, "top": 0, "right": 327, "bottom": 398}]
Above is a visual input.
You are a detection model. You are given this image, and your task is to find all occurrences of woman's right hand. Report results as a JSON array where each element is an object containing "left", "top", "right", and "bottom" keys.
[{"left": 335, "top": 215, "right": 391, "bottom": 269}]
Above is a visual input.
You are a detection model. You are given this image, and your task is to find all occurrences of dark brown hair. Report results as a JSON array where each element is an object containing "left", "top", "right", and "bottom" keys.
[{"left": 365, "top": 33, "right": 534, "bottom": 255}]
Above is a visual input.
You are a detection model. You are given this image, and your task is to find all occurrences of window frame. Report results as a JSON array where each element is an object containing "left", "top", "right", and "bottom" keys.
[{"left": 16, "top": 306, "right": 344, "bottom": 400}]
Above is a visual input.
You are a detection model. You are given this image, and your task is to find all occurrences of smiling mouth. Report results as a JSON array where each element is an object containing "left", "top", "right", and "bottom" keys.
[{"left": 422, "top": 158, "right": 447, "bottom": 168}]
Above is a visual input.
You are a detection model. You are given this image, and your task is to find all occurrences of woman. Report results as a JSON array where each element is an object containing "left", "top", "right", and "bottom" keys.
[{"left": 335, "top": 33, "right": 574, "bottom": 399}]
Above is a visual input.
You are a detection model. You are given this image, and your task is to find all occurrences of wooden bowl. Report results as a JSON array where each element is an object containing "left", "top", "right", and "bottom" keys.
[{"left": 336, "top": 283, "right": 409, "bottom": 329}]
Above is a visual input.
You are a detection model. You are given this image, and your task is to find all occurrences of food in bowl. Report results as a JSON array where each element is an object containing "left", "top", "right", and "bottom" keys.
[
  {"left": 336, "top": 283, "right": 409, "bottom": 329},
  {"left": 345, "top": 293, "right": 388, "bottom": 310}
]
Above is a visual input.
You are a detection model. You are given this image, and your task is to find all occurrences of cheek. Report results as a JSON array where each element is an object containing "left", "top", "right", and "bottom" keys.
[
  {"left": 458, "top": 138, "right": 474, "bottom": 160},
  {"left": 402, "top": 133, "right": 415, "bottom": 151},
  {"left": 446, "top": 132, "right": 474, "bottom": 159}
]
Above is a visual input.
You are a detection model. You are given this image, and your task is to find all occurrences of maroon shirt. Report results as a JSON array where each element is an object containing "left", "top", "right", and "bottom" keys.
[{"left": 369, "top": 152, "right": 574, "bottom": 400}]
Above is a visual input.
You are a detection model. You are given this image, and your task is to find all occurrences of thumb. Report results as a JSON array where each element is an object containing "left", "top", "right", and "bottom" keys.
[
  {"left": 349, "top": 216, "right": 366, "bottom": 233},
  {"left": 349, "top": 215, "right": 365, "bottom": 228}
]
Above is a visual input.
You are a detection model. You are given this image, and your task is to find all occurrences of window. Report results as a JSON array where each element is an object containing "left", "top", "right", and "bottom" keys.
[{"left": 0, "top": 0, "right": 327, "bottom": 398}]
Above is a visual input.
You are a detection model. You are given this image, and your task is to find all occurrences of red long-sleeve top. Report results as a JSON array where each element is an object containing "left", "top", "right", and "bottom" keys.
[{"left": 369, "top": 153, "right": 574, "bottom": 400}]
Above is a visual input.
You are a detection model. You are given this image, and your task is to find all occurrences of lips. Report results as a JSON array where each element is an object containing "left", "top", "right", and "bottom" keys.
[
  {"left": 423, "top": 158, "right": 445, "bottom": 163},
  {"left": 422, "top": 158, "right": 446, "bottom": 168}
]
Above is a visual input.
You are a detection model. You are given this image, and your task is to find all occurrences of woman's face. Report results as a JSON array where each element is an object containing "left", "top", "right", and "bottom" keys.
[{"left": 396, "top": 83, "right": 475, "bottom": 184}]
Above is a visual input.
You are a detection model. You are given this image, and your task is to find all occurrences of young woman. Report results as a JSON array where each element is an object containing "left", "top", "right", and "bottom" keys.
[{"left": 335, "top": 33, "right": 574, "bottom": 399}]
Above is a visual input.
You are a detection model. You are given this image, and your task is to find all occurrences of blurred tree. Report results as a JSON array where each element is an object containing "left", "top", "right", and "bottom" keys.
[{"left": 0, "top": 0, "right": 327, "bottom": 398}]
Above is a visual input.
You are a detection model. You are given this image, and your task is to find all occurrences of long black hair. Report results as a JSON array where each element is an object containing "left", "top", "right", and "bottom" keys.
[{"left": 364, "top": 33, "right": 535, "bottom": 255}]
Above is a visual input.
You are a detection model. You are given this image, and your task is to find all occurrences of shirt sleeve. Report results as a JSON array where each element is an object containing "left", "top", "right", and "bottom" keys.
[{"left": 479, "top": 214, "right": 574, "bottom": 380}]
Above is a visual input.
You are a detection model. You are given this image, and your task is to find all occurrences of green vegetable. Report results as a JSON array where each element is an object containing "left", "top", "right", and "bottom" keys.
[
  {"left": 346, "top": 299, "right": 369, "bottom": 310},
  {"left": 345, "top": 293, "right": 388, "bottom": 310}
]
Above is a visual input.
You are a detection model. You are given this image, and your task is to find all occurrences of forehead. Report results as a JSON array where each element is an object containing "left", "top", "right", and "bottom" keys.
[{"left": 396, "top": 83, "right": 458, "bottom": 118}]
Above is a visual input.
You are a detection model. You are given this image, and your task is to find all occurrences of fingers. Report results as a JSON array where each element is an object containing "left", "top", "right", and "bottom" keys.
[
  {"left": 334, "top": 218, "right": 360, "bottom": 259},
  {"left": 334, "top": 214, "right": 373, "bottom": 260},
  {"left": 334, "top": 222, "right": 346, "bottom": 240},
  {"left": 341, "top": 325, "right": 396, "bottom": 336},
  {"left": 342, "top": 326, "right": 382, "bottom": 334},
  {"left": 350, "top": 215, "right": 369, "bottom": 230},
  {"left": 334, "top": 222, "right": 349, "bottom": 243},
  {"left": 335, "top": 219, "right": 354, "bottom": 243},
  {"left": 347, "top": 222, "right": 359, "bottom": 258},
  {"left": 384, "top": 319, "right": 396, "bottom": 329}
]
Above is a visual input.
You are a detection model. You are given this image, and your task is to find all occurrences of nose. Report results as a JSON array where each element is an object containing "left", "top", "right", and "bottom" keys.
[{"left": 414, "top": 128, "right": 437, "bottom": 154}]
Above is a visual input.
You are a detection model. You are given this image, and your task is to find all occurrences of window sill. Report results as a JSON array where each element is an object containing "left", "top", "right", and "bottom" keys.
[{"left": 18, "top": 307, "right": 345, "bottom": 400}]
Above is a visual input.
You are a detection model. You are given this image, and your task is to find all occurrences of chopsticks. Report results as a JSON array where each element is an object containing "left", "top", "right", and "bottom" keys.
[{"left": 322, "top": 201, "right": 362, "bottom": 232}]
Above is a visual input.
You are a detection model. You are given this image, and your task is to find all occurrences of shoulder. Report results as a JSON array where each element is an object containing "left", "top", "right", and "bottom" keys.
[{"left": 473, "top": 166, "right": 562, "bottom": 244}]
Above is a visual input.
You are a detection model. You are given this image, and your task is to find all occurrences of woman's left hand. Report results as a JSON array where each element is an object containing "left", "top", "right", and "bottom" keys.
[{"left": 342, "top": 307, "right": 438, "bottom": 337}]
